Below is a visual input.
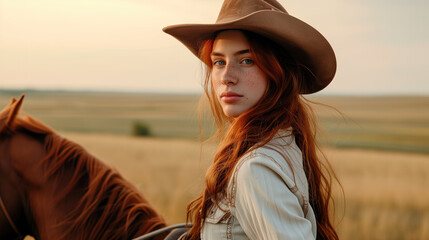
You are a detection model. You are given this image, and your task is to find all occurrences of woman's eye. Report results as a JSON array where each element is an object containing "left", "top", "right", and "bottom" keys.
[
  {"left": 241, "top": 58, "right": 254, "bottom": 64},
  {"left": 213, "top": 60, "right": 226, "bottom": 66}
]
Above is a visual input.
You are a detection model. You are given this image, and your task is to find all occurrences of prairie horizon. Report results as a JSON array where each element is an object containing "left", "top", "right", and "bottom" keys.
[{"left": 1, "top": 89, "right": 428, "bottom": 154}]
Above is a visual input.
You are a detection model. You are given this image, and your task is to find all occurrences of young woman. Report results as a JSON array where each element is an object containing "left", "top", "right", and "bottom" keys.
[{"left": 163, "top": 0, "right": 339, "bottom": 239}]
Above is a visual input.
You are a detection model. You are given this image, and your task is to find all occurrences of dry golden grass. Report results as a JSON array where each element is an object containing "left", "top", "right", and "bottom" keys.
[
  {"left": 62, "top": 132, "right": 429, "bottom": 240},
  {"left": 325, "top": 148, "right": 429, "bottom": 240}
]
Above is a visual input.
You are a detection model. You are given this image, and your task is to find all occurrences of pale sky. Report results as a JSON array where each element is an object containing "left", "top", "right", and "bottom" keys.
[{"left": 0, "top": 0, "right": 428, "bottom": 95}]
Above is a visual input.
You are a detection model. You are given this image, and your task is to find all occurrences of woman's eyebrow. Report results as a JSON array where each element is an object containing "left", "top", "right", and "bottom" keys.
[
  {"left": 234, "top": 49, "right": 250, "bottom": 56},
  {"left": 211, "top": 49, "right": 250, "bottom": 57}
]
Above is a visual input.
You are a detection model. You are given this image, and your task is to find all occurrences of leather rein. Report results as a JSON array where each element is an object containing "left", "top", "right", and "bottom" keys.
[{"left": 0, "top": 194, "right": 22, "bottom": 237}]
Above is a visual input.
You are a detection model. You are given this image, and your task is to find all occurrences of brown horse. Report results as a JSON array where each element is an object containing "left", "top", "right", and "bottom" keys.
[{"left": 0, "top": 95, "right": 169, "bottom": 240}]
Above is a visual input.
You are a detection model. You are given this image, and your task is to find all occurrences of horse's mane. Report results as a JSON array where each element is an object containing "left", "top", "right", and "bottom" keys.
[{"left": 1, "top": 96, "right": 166, "bottom": 239}]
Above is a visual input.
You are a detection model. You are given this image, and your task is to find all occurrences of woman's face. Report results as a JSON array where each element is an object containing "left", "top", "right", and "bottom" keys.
[{"left": 211, "top": 30, "right": 268, "bottom": 118}]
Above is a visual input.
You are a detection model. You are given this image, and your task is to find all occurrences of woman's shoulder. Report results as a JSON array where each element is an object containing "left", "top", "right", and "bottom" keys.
[
  {"left": 232, "top": 146, "right": 300, "bottom": 193},
  {"left": 230, "top": 131, "right": 304, "bottom": 188},
  {"left": 244, "top": 129, "right": 303, "bottom": 169},
  {"left": 226, "top": 129, "right": 309, "bottom": 205}
]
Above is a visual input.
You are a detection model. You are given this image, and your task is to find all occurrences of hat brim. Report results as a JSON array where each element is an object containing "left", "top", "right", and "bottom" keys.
[{"left": 163, "top": 10, "right": 336, "bottom": 94}]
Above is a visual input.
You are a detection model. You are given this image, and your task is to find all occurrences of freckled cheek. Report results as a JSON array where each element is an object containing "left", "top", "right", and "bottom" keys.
[
  {"left": 211, "top": 76, "right": 218, "bottom": 87},
  {"left": 248, "top": 74, "right": 268, "bottom": 98},
  {"left": 244, "top": 73, "right": 265, "bottom": 88},
  {"left": 210, "top": 76, "right": 222, "bottom": 97},
  {"left": 211, "top": 70, "right": 221, "bottom": 85}
]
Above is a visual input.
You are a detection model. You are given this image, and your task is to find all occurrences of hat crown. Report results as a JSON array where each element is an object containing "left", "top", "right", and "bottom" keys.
[{"left": 216, "top": 0, "right": 288, "bottom": 23}]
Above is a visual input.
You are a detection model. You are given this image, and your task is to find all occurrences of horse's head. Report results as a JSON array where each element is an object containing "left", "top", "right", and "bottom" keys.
[
  {"left": 0, "top": 95, "right": 37, "bottom": 239},
  {"left": 0, "top": 95, "right": 72, "bottom": 239}
]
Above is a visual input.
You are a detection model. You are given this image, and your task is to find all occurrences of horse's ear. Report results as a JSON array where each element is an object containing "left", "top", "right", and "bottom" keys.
[{"left": 0, "top": 95, "right": 25, "bottom": 133}]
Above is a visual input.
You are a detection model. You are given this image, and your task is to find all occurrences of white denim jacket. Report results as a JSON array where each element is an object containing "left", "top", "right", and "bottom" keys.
[{"left": 201, "top": 130, "right": 316, "bottom": 240}]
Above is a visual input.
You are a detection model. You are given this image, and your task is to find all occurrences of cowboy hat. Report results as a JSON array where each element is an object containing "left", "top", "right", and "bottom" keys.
[{"left": 163, "top": 0, "right": 336, "bottom": 94}]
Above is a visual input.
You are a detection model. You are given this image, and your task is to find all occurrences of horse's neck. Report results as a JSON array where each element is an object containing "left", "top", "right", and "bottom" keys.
[
  {"left": 8, "top": 132, "right": 46, "bottom": 186},
  {"left": 9, "top": 133, "right": 85, "bottom": 240},
  {"left": 6, "top": 131, "right": 169, "bottom": 240},
  {"left": 0, "top": 135, "right": 37, "bottom": 238}
]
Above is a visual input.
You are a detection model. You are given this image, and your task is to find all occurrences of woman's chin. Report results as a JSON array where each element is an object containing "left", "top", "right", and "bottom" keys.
[{"left": 223, "top": 109, "right": 243, "bottom": 118}]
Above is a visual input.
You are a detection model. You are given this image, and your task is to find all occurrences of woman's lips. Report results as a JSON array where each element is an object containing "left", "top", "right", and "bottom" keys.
[{"left": 221, "top": 92, "right": 242, "bottom": 103}]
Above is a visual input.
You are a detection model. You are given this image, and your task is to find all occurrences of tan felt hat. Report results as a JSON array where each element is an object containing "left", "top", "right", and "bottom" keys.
[{"left": 163, "top": 0, "right": 336, "bottom": 94}]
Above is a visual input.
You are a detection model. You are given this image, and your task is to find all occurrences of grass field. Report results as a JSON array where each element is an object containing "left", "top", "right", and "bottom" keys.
[
  {"left": 1, "top": 90, "right": 429, "bottom": 154},
  {"left": 62, "top": 132, "right": 429, "bottom": 240},
  {"left": 2, "top": 90, "right": 429, "bottom": 239},
  {"left": 314, "top": 96, "right": 429, "bottom": 154}
]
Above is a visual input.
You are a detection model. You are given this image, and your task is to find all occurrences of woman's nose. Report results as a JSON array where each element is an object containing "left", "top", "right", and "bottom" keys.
[{"left": 221, "top": 63, "right": 238, "bottom": 85}]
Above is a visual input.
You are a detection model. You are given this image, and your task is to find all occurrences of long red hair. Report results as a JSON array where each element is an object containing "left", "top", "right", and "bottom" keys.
[{"left": 187, "top": 30, "right": 339, "bottom": 240}]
